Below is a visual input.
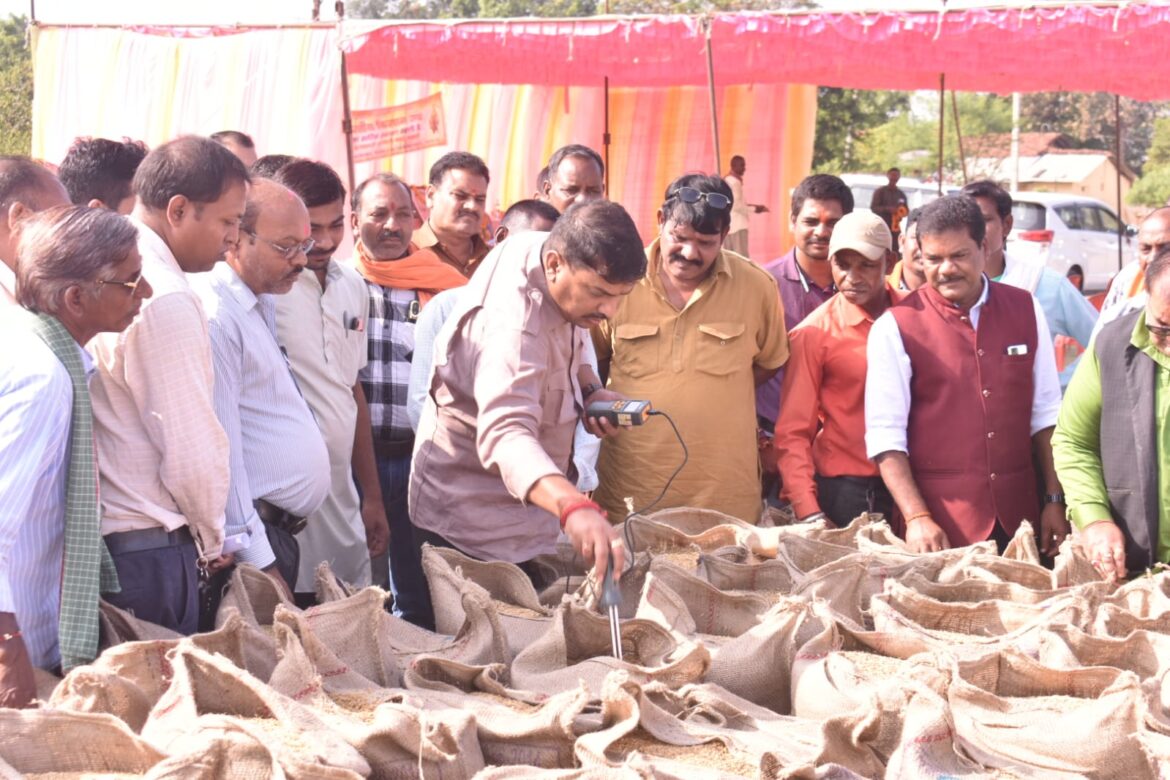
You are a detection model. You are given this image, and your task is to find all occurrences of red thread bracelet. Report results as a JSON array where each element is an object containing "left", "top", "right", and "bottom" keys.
[{"left": 558, "top": 499, "right": 606, "bottom": 530}]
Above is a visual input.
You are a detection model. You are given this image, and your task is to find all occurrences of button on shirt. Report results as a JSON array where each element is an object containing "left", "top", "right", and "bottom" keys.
[
  {"left": 776, "top": 285, "right": 904, "bottom": 519},
  {"left": 594, "top": 238, "right": 789, "bottom": 523},
  {"left": 410, "top": 231, "right": 583, "bottom": 563},
  {"left": 865, "top": 277, "right": 1063, "bottom": 459},
  {"left": 360, "top": 280, "right": 417, "bottom": 446},
  {"left": 274, "top": 261, "right": 371, "bottom": 589},
  {"left": 193, "top": 263, "right": 330, "bottom": 568},
  {"left": 756, "top": 249, "right": 834, "bottom": 424},
  {"left": 0, "top": 328, "right": 91, "bottom": 669},
  {"left": 89, "top": 220, "right": 229, "bottom": 556}
]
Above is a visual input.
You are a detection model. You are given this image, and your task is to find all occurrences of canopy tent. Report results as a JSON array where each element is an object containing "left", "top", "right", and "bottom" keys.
[{"left": 29, "top": 3, "right": 1170, "bottom": 260}]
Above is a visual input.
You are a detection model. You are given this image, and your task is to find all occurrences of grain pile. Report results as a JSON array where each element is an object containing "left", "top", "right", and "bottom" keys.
[{"left": 7, "top": 511, "right": 1169, "bottom": 779}]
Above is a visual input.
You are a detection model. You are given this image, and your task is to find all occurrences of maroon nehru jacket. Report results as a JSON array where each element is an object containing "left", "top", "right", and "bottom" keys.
[{"left": 889, "top": 281, "right": 1041, "bottom": 546}]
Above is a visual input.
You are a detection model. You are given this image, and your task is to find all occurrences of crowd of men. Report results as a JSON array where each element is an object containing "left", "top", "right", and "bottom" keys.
[{"left": 0, "top": 129, "right": 1165, "bottom": 708}]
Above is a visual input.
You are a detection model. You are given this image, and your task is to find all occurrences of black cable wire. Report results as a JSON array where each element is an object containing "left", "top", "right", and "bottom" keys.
[{"left": 621, "top": 409, "right": 688, "bottom": 574}]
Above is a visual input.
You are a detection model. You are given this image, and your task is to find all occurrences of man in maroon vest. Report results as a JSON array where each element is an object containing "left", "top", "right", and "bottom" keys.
[{"left": 864, "top": 195, "right": 1069, "bottom": 554}]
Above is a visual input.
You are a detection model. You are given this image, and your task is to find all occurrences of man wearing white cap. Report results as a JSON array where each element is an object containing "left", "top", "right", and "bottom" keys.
[{"left": 775, "top": 211, "right": 902, "bottom": 527}]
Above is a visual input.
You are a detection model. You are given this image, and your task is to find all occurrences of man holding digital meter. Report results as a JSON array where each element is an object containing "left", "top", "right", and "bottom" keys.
[{"left": 410, "top": 200, "right": 645, "bottom": 630}]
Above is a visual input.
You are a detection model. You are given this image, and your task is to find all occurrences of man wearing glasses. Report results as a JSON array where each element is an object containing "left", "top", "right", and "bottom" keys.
[
  {"left": 592, "top": 174, "right": 788, "bottom": 523},
  {"left": 192, "top": 179, "right": 330, "bottom": 601},
  {"left": 90, "top": 136, "right": 248, "bottom": 634},
  {"left": 1054, "top": 244, "right": 1170, "bottom": 583}
]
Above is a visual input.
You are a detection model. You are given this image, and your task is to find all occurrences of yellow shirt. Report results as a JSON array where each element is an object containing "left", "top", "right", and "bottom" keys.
[{"left": 593, "top": 238, "right": 789, "bottom": 523}]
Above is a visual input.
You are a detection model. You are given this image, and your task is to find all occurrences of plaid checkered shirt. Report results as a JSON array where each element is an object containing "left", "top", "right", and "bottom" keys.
[{"left": 359, "top": 282, "right": 418, "bottom": 445}]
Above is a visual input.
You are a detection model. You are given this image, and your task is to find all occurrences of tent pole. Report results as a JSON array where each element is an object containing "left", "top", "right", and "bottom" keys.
[
  {"left": 1115, "top": 94, "right": 1124, "bottom": 272},
  {"left": 951, "top": 91, "right": 968, "bottom": 185},
  {"left": 1010, "top": 93, "right": 1021, "bottom": 191},
  {"left": 703, "top": 16, "right": 721, "bottom": 175},
  {"left": 339, "top": 48, "right": 357, "bottom": 199},
  {"left": 603, "top": 76, "right": 611, "bottom": 199},
  {"left": 937, "top": 73, "right": 945, "bottom": 195}
]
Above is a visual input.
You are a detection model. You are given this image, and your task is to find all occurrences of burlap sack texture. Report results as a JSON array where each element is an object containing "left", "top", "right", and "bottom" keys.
[
  {"left": 315, "top": 560, "right": 358, "bottom": 604},
  {"left": 0, "top": 708, "right": 164, "bottom": 777}
]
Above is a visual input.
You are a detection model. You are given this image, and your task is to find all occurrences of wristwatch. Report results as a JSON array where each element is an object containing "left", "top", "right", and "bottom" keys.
[{"left": 1044, "top": 493, "right": 1066, "bottom": 505}]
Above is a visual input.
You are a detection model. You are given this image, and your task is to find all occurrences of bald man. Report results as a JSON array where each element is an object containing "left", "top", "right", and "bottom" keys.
[
  {"left": 191, "top": 179, "right": 330, "bottom": 602},
  {"left": 1095, "top": 207, "right": 1170, "bottom": 338},
  {"left": 0, "top": 157, "right": 70, "bottom": 306}
]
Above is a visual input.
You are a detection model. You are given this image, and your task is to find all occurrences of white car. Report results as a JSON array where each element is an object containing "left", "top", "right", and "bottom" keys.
[{"left": 1008, "top": 192, "right": 1134, "bottom": 292}]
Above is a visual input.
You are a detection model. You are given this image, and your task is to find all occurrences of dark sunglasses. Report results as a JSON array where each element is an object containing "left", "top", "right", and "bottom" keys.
[{"left": 668, "top": 186, "right": 730, "bottom": 211}]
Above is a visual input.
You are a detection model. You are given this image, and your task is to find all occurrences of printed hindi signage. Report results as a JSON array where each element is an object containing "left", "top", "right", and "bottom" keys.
[{"left": 351, "top": 93, "right": 446, "bottom": 162}]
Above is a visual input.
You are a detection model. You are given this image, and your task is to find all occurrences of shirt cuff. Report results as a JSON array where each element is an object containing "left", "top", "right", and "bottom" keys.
[
  {"left": 1068, "top": 502, "right": 1114, "bottom": 532},
  {"left": 234, "top": 527, "right": 277, "bottom": 569}
]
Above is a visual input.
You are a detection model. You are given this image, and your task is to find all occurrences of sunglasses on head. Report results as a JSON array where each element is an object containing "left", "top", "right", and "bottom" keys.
[{"left": 668, "top": 186, "right": 730, "bottom": 211}]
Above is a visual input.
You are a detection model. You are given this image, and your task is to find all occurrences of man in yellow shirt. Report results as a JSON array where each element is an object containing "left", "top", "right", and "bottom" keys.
[{"left": 593, "top": 174, "right": 789, "bottom": 523}]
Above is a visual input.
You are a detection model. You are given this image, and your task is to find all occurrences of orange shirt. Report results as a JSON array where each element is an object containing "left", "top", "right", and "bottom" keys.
[{"left": 775, "top": 284, "right": 904, "bottom": 518}]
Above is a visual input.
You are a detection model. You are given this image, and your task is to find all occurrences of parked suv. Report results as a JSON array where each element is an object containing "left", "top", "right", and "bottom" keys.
[{"left": 1008, "top": 192, "right": 1134, "bottom": 292}]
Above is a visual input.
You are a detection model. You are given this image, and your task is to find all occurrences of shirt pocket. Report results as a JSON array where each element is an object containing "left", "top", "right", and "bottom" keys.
[
  {"left": 540, "top": 373, "right": 579, "bottom": 431},
  {"left": 696, "top": 321, "right": 748, "bottom": 377},
  {"left": 614, "top": 322, "right": 660, "bottom": 379}
]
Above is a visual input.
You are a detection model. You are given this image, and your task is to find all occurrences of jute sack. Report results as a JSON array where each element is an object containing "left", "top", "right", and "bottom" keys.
[
  {"left": 473, "top": 768, "right": 646, "bottom": 779},
  {"left": 616, "top": 513, "right": 748, "bottom": 564},
  {"left": 792, "top": 553, "right": 938, "bottom": 628},
  {"left": 1089, "top": 602, "right": 1170, "bottom": 637},
  {"left": 314, "top": 561, "right": 357, "bottom": 604},
  {"left": 699, "top": 545, "right": 799, "bottom": 596},
  {"left": 755, "top": 533, "right": 858, "bottom": 574},
  {"left": 1098, "top": 572, "right": 1170, "bottom": 618},
  {"left": 404, "top": 655, "right": 591, "bottom": 769},
  {"left": 635, "top": 562, "right": 827, "bottom": 714},
  {"left": 798, "top": 513, "right": 891, "bottom": 549},
  {"left": 869, "top": 581, "right": 1084, "bottom": 658},
  {"left": 884, "top": 681, "right": 1001, "bottom": 779},
  {"left": 0, "top": 709, "right": 164, "bottom": 776},
  {"left": 140, "top": 715, "right": 294, "bottom": 780},
  {"left": 573, "top": 551, "right": 655, "bottom": 620},
  {"left": 947, "top": 649, "right": 1152, "bottom": 778},
  {"left": 215, "top": 564, "right": 299, "bottom": 631},
  {"left": 641, "top": 506, "right": 760, "bottom": 534},
  {"left": 1036, "top": 623, "right": 1170, "bottom": 679},
  {"left": 141, "top": 644, "right": 371, "bottom": 779},
  {"left": 422, "top": 544, "right": 552, "bottom": 658},
  {"left": 896, "top": 572, "right": 1108, "bottom": 607},
  {"left": 99, "top": 599, "right": 181, "bottom": 647},
  {"left": 52, "top": 610, "right": 278, "bottom": 734},
  {"left": 1002, "top": 520, "right": 1042, "bottom": 565},
  {"left": 577, "top": 672, "right": 876, "bottom": 780},
  {"left": 510, "top": 603, "right": 710, "bottom": 696},
  {"left": 1052, "top": 536, "right": 1107, "bottom": 587},
  {"left": 267, "top": 623, "right": 487, "bottom": 780}
]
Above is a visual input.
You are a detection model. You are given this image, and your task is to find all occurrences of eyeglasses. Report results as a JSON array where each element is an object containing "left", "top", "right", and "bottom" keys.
[
  {"left": 243, "top": 230, "right": 315, "bottom": 260},
  {"left": 1148, "top": 321, "right": 1170, "bottom": 339},
  {"left": 667, "top": 186, "right": 731, "bottom": 211},
  {"left": 96, "top": 270, "right": 147, "bottom": 294}
]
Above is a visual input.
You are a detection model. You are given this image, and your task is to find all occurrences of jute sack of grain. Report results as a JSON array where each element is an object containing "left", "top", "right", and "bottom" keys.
[
  {"left": 869, "top": 581, "right": 1085, "bottom": 658},
  {"left": 750, "top": 532, "right": 858, "bottom": 572},
  {"left": 573, "top": 551, "right": 655, "bottom": 620},
  {"left": 577, "top": 672, "right": 876, "bottom": 779},
  {"left": 896, "top": 571, "right": 1109, "bottom": 607},
  {"left": 314, "top": 561, "right": 356, "bottom": 604},
  {"left": 884, "top": 681, "right": 1000, "bottom": 779},
  {"left": 510, "top": 602, "right": 710, "bottom": 696},
  {"left": 141, "top": 644, "right": 371, "bottom": 779},
  {"left": 50, "top": 612, "right": 277, "bottom": 733},
  {"left": 642, "top": 506, "right": 759, "bottom": 534},
  {"left": 634, "top": 561, "right": 825, "bottom": 714},
  {"left": 947, "top": 649, "right": 1151, "bottom": 778},
  {"left": 1002, "top": 520, "right": 1042, "bottom": 565},
  {"left": 1090, "top": 602, "right": 1170, "bottom": 637},
  {"left": 99, "top": 599, "right": 181, "bottom": 647},
  {"left": 1097, "top": 572, "right": 1170, "bottom": 618},
  {"left": 215, "top": 563, "right": 298, "bottom": 631},
  {"left": 1036, "top": 623, "right": 1170, "bottom": 679},
  {"left": 267, "top": 623, "right": 488, "bottom": 780},
  {"left": 422, "top": 544, "right": 552, "bottom": 658},
  {"left": 1052, "top": 536, "right": 1106, "bottom": 587},
  {"left": 473, "top": 768, "right": 646, "bottom": 779},
  {"left": 0, "top": 709, "right": 164, "bottom": 777},
  {"left": 700, "top": 545, "right": 799, "bottom": 595},
  {"left": 617, "top": 514, "right": 747, "bottom": 560},
  {"left": 404, "top": 655, "right": 591, "bottom": 769},
  {"left": 792, "top": 553, "right": 935, "bottom": 628},
  {"left": 139, "top": 715, "right": 294, "bottom": 780}
]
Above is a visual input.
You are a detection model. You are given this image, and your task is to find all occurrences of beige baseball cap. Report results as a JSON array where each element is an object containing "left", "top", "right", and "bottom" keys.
[{"left": 828, "top": 211, "right": 892, "bottom": 262}]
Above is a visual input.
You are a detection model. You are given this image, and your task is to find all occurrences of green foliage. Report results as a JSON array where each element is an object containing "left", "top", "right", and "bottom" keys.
[
  {"left": 812, "top": 88, "right": 909, "bottom": 174},
  {"left": 1128, "top": 166, "right": 1170, "bottom": 208},
  {"left": 0, "top": 15, "right": 31, "bottom": 156},
  {"left": 1145, "top": 116, "right": 1170, "bottom": 171},
  {"left": 1020, "top": 91, "right": 1163, "bottom": 174}
]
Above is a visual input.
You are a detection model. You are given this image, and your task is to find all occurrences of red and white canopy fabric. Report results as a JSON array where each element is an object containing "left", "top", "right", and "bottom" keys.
[{"left": 341, "top": 3, "right": 1170, "bottom": 99}]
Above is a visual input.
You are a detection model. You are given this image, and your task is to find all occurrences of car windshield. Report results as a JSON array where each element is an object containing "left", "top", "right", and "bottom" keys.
[
  {"left": 1012, "top": 202, "right": 1046, "bottom": 231},
  {"left": 851, "top": 185, "right": 876, "bottom": 209}
]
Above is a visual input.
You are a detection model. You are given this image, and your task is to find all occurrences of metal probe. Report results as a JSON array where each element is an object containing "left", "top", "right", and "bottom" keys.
[{"left": 599, "top": 550, "right": 622, "bottom": 660}]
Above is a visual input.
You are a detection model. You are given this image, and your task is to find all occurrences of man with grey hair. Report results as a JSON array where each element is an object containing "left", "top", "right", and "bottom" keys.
[
  {"left": 193, "top": 178, "right": 330, "bottom": 603},
  {"left": 0, "top": 156, "right": 70, "bottom": 306},
  {"left": 0, "top": 206, "right": 152, "bottom": 707}
]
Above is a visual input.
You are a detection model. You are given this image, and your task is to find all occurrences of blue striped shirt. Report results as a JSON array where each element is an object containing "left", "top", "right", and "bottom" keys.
[{"left": 0, "top": 325, "right": 93, "bottom": 669}]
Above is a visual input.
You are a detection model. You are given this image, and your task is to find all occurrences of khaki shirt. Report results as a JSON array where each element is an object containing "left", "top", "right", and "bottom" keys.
[
  {"left": 410, "top": 231, "right": 585, "bottom": 562},
  {"left": 593, "top": 238, "right": 788, "bottom": 523},
  {"left": 413, "top": 220, "right": 490, "bottom": 277}
]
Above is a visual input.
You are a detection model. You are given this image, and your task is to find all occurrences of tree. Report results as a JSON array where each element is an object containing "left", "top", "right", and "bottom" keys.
[
  {"left": 1127, "top": 166, "right": 1170, "bottom": 208},
  {"left": 1020, "top": 91, "right": 1164, "bottom": 174},
  {"left": 811, "top": 88, "right": 909, "bottom": 173},
  {"left": 0, "top": 15, "right": 31, "bottom": 156}
]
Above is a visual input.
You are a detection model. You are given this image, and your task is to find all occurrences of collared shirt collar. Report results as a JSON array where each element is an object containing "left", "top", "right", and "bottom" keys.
[
  {"left": 130, "top": 217, "right": 183, "bottom": 275},
  {"left": 781, "top": 248, "right": 833, "bottom": 294},
  {"left": 835, "top": 281, "right": 899, "bottom": 328},
  {"left": 211, "top": 261, "right": 261, "bottom": 311},
  {"left": 645, "top": 237, "right": 733, "bottom": 287},
  {"left": 416, "top": 219, "right": 487, "bottom": 264},
  {"left": 0, "top": 260, "right": 14, "bottom": 300}
]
